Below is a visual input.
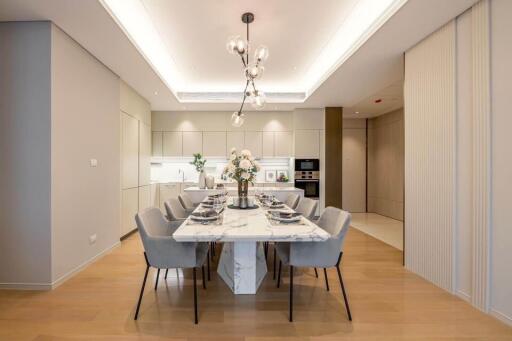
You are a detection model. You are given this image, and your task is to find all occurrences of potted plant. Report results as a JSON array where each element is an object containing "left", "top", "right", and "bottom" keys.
[
  {"left": 190, "top": 153, "right": 207, "bottom": 189},
  {"left": 223, "top": 148, "right": 260, "bottom": 205}
]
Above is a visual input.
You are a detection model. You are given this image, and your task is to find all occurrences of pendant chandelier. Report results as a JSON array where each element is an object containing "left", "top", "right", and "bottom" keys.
[{"left": 226, "top": 12, "right": 269, "bottom": 127}]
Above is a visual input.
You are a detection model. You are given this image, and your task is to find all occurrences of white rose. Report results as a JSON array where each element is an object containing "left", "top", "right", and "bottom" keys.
[
  {"left": 231, "top": 147, "right": 237, "bottom": 154},
  {"left": 239, "top": 159, "right": 251, "bottom": 170},
  {"left": 230, "top": 153, "right": 237, "bottom": 161},
  {"left": 241, "top": 171, "right": 250, "bottom": 180},
  {"left": 241, "top": 149, "right": 252, "bottom": 157}
]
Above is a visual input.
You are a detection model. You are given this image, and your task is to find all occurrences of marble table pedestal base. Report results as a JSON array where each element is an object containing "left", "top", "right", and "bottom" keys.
[{"left": 217, "top": 241, "right": 268, "bottom": 294}]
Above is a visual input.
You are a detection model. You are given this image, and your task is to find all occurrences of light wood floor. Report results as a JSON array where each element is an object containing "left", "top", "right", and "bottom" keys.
[{"left": 1, "top": 228, "right": 511, "bottom": 341}]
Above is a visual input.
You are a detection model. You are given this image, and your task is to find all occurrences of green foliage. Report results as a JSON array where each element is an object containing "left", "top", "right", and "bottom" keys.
[{"left": 190, "top": 153, "right": 207, "bottom": 172}]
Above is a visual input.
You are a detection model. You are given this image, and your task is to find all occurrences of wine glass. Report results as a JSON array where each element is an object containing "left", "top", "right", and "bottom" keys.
[{"left": 213, "top": 197, "right": 223, "bottom": 224}]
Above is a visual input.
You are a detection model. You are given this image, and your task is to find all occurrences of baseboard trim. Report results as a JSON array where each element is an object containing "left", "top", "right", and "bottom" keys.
[
  {"left": 490, "top": 308, "right": 512, "bottom": 327},
  {"left": 50, "top": 241, "right": 121, "bottom": 289},
  {"left": 456, "top": 290, "right": 471, "bottom": 302},
  {"left": 0, "top": 241, "right": 120, "bottom": 291},
  {"left": 120, "top": 228, "right": 138, "bottom": 241}
]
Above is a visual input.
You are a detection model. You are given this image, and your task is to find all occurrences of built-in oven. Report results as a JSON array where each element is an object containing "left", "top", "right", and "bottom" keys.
[{"left": 294, "top": 159, "right": 320, "bottom": 199}]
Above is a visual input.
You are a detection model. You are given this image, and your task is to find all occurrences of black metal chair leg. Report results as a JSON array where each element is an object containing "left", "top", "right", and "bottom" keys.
[
  {"left": 289, "top": 265, "right": 294, "bottom": 322},
  {"left": 207, "top": 250, "right": 211, "bottom": 281},
  {"left": 273, "top": 248, "right": 277, "bottom": 280},
  {"left": 314, "top": 267, "right": 318, "bottom": 278},
  {"left": 193, "top": 267, "right": 198, "bottom": 324},
  {"left": 154, "top": 268, "right": 160, "bottom": 290},
  {"left": 323, "top": 268, "right": 330, "bottom": 291},
  {"left": 165, "top": 268, "right": 169, "bottom": 279},
  {"left": 277, "top": 261, "right": 282, "bottom": 288},
  {"left": 336, "top": 254, "right": 352, "bottom": 321},
  {"left": 201, "top": 265, "right": 206, "bottom": 289},
  {"left": 134, "top": 254, "right": 150, "bottom": 320}
]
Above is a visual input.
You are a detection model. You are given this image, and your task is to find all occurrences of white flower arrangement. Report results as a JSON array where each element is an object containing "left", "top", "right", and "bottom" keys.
[{"left": 223, "top": 148, "right": 260, "bottom": 184}]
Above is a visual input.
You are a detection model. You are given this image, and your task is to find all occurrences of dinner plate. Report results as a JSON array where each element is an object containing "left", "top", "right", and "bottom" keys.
[
  {"left": 269, "top": 211, "right": 302, "bottom": 223},
  {"left": 190, "top": 211, "right": 219, "bottom": 221}
]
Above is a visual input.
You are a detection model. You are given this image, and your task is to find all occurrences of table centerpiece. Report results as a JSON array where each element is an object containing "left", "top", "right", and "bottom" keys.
[{"left": 223, "top": 148, "right": 260, "bottom": 208}]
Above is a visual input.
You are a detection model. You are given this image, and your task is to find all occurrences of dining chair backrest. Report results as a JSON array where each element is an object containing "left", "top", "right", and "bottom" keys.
[
  {"left": 284, "top": 193, "right": 300, "bottom": 210},
  {"left": 164, "top": 198, "right": 188, "bottom": 220},
  {"left": 295, "top": 197, "right": 318, "bottom": 219},
  {"left": 136, "top": 207, "right": 198, "bottom": 269},
  {"left": 316, "top": 206, "right": 351, "bottom": 252},
  {"left": 179, "top": 193, "right": 196, "bottom": 210}
]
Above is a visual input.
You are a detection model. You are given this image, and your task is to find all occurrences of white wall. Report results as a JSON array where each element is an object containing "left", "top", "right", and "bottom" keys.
[
  {"left": 50, "top": 25, "right": 121, "bottom": 284},
  {"left": 490, "top": 0, "right": 512, "bottom": 325},
  {"left": 342, "top": 119, "right": 367, "bottom": 213},
  {"left": 0, "top": 22, "right": 52, "bottom": 288}
]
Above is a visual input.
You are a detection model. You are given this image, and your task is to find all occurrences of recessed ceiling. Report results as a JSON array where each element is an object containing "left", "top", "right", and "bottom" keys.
[
  {"left": 101, "top": 0, "right": 407, "bottom": 103},
  {"left": 344, "top": 80, "right": 404, "bottom": 118},
  {"left": 0, "top": 0, "right": 477, "bottom": 112}
]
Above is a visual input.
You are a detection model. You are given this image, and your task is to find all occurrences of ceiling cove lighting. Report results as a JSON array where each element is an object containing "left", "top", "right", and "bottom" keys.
[
  {"left": 226, "top": 12, "right": 269, "bottom": 127},
  {"left": 100, "top": 0, "right": 407, "bottom": 103}
]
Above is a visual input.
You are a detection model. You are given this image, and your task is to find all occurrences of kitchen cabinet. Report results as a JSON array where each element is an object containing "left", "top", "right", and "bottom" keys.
[
  {"left": 139, "top": 123, "right": 151, "bottom": 186},
  {"left": 295, "top": 130, "right": 320, "bottom": 158},
  {"left": 262, "top": 131, "right": 275, "bottom": 158},
  {"left": 121, "top": 113, "right": 139, "bottom": 189},
  {"left": 162, "top": 131, "right": 182, "bottom": 157},
  {"left": 138, "top": 185, "right": 151, "bottom": 212},
  {"left": 121, "top": 187, "right": 138, "bottom": 237},
  {"left": 203, "top": 131, "right": 226, "bottom": 158},
  {"left": 275, "top": 182, "right": 294, "bottom": 188},
  {"left": 244, "top": 131, "right": 262, "bottom": 158},
  {"left": 182, "top": 131, "right": 203, "bottom": 157},
  {"left": 227, "top": 131, "right": 244, "bottom": 157},
  {"left": 274, "top": 131, "right": 293, "bottom": 157},
  {"left": 150, "top": 183, "right": 159, "bottom": 208},
  {"left": 159, "top": 182, "right": 180, "bottom": 211},
  {"left": 151, "top": 131, "right": 162, "bottom": 157}
]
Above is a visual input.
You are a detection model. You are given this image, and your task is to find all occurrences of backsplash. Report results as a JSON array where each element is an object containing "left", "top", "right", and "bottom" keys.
[{"left": 151, "top": 158, "right": 294, "bottom": 183}]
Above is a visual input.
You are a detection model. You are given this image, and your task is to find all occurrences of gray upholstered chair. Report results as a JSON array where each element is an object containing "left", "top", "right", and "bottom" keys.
[
  {"left": 179, "top": 193, "right": 198, "bottom": 213},
  {"left": 275, "top": 206, "right": 352, "bottom": 322},
  {"left": 134, "top": 207, "right": 209, "bottom": 323},
  {"left": 164, "top": 198, "right": 189, "bottom": 221},
  {"left": 284, "top": 193, "right": 300, "bottom": 210},
  {"left": 294, "top": 197, "right": 318, "bottom": 219}
]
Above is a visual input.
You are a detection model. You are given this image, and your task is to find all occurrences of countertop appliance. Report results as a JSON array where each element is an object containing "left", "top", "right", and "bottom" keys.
[{"left": 294, "top": 159, "right": 320, "bottom": 199}]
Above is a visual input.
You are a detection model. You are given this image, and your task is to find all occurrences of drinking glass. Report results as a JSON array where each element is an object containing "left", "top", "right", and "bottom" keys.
[{"left": 213, "top": 197, "right": 223, "bottom": 224}]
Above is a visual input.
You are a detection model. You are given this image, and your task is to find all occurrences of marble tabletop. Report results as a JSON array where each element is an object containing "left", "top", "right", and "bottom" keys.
[{"left": 172, "top": 198, "right": 330, "bottom": 243}]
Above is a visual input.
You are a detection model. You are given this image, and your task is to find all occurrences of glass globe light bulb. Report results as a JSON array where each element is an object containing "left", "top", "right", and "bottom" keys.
[
  {"left": 226, "top": 35, "right": 239, "bottom": 54},
  {"left": 234, "top": 37, "right": 248, "bottom": 55},
  {"left": 250, "top": 91, "right": 266, "bottom": 110},
  {"left": 254, "top": 45, "right": 269, "bottom": 63},
  {"left": 231, "top": 111, "right": 245, "bottom": 127},
  {"left": 245, "top": 64, "right": 264, "bottom": 80}
]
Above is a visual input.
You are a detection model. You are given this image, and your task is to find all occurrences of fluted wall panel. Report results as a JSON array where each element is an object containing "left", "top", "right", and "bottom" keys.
[
  {"left": 404, "top": 22, "right": 456, "bottom": 292},
  {"left": 471, "top": 0, "right": 491, "bottom": 312}
]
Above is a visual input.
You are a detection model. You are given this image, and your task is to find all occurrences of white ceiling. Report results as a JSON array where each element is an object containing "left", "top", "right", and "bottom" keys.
[
  {"left": 0, "top": 0, "right": 477, "bottom": 114},
  {"left": 344, "top": 80, "right": 404, "bottom": 118}
]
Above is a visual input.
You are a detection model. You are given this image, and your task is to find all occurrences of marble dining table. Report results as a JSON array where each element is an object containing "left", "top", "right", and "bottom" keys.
[{"left": 172, "top": 197, "right": 330, "bottom": 294}]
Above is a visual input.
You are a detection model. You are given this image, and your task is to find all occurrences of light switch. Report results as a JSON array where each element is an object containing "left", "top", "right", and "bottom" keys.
[{"left": 90, "top": 159, "right": 98, "bottom": 167}]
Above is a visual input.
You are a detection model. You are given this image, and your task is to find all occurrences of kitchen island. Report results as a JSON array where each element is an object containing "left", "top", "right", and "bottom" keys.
[{"left": 184, "top": 186, "right": 304, "bottom": 203}]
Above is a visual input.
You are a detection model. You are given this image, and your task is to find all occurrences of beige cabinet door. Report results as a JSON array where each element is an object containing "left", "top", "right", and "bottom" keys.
[
  {"left": 182, "top": 131, "right": 203, "bottom": 157},
  {"left": 139, "top": 123, "right": 151, "bottom": 186},
  {"left": 150, "top": 183, "right": 159, "bottom": 207},
  {"left": 226, "top": 131, "right": 244, "bottom": 157},
  {"left": 203, "top": 131, "right": 226, "bottom": 158},
  {"left": 162, "top": 131, "right": 182, "bottom": 157},
  {"left": 159, "top": 183, "right": 180, "bottom": 211},
  {"left": 138, "top": 185, "right": 151, "bottom": 212},
  {"left": 151, "top": 131, "right": 163, "bottom": 157},
  {"left": 121, "top": 113, "right": 139, "bottom": 189},
  {"left": 121, "top": 187, "right": 138, "bottom": 237},
  {"left": 274, "top": 131, "right": 293, "bottom": 157},
  {"left": 262, "top": 131, "right": 275, "bottom": 158},
  {"left": 294, "top": 130, "right": 320, "bottom": 158},
  {"left": 245, "top": 131, "right": 263, "bottom": 159}
]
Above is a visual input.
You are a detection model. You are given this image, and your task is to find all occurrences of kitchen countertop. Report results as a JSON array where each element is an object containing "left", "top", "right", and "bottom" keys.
[{"left": 184, "top": 186, "right": 302, "bottom": 192}]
